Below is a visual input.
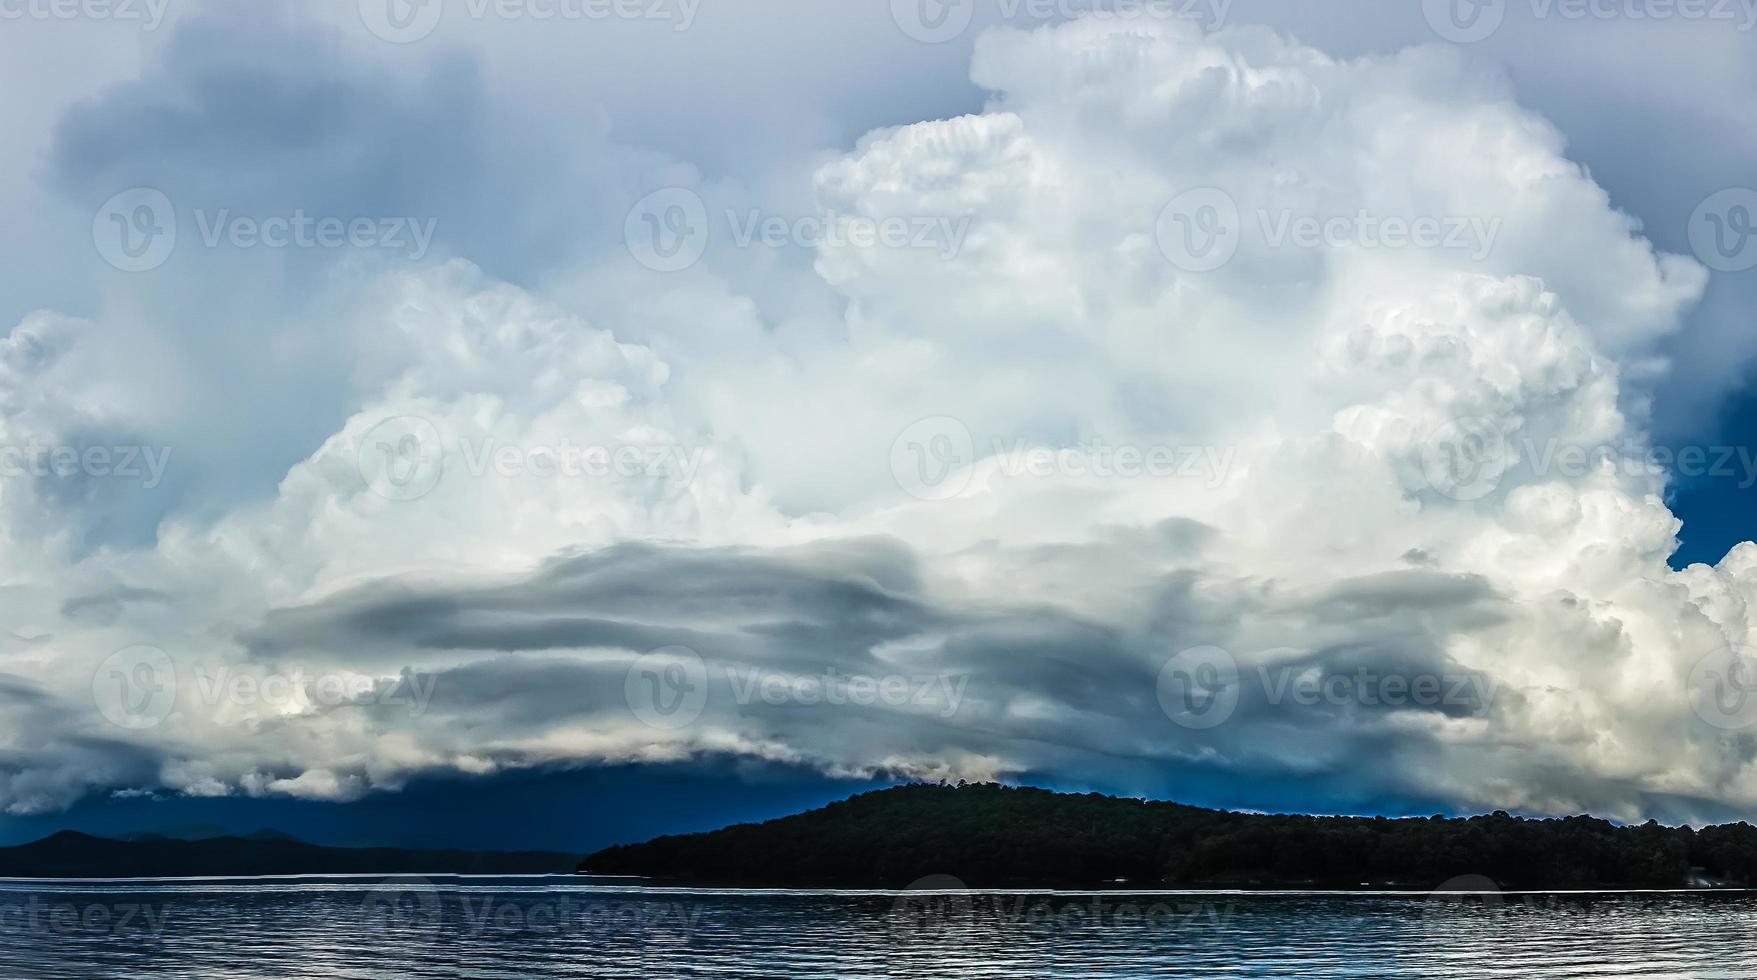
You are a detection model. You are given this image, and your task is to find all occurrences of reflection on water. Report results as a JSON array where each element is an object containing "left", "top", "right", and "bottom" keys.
[{"left": 1, "top": 876, "right": 1753, "bottom": 978}]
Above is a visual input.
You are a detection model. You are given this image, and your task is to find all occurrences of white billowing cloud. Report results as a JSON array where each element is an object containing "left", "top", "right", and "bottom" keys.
[{"left": 2, "top": 16, "right": 1755, "bottom": 824}]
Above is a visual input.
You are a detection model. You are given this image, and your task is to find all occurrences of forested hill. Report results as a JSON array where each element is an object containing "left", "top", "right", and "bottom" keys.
[{"left": 581, "top": 783, "right": 1757, "bottom": 890}]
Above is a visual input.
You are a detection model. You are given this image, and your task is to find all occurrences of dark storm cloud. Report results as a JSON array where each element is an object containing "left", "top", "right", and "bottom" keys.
[
  {"left": 51, "top": 15, "right": 559, "bottom": 281},
  {"left": 0, "top": 673, "right": 167, "bottom": 815},
  {"left": 243, "top": 537, "right": 944, "bottom": 663},
  {"left": 222, "top": 531, "right": 1522, "bottom": 817},
  {"left": 61, "top": 586, "right": 171, "bottom": 624}
]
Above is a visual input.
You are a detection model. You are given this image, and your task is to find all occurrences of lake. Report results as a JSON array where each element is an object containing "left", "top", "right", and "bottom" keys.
[{"left": 1, "top": 876, "right": 1752, "bottom": 978}]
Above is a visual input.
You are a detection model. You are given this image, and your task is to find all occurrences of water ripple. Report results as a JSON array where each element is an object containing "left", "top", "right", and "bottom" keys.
[{"left": 0, "top": 881, "right": 1752, "bottom": 978}]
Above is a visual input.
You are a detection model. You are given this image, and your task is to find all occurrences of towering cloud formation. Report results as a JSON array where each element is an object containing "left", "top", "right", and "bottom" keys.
[{"left": 2, "top": 15, "right": 1752, "bottom": 824}]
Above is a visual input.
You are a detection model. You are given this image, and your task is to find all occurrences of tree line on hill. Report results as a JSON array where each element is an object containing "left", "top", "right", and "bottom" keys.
[{"left": 582, "top": 782, "right": 1757, "bottom": 889}]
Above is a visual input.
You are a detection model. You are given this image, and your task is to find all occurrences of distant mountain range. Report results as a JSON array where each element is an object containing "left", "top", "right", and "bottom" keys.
[
  {"left": 0, "top": 830, "right": 578, "bottom": 878},
  {"left": 582, "top": 783, "right": 1757, "bottom": 890},
  {"left": 23, "top": 784, "right": 1757, "bottom": 887},
  {"left": 116, "top": 825, "right": 299, "bottom": 843}
]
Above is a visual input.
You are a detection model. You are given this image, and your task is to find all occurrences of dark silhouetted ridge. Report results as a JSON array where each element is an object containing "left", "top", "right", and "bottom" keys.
[{"left": 581, "top": 783, "right": 1757, "bottom": 890}]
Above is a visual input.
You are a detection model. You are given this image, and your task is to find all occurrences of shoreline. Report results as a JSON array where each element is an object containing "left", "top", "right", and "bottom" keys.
[{"left": 0, "top": 873, "right": 1750, "bottom": 897}]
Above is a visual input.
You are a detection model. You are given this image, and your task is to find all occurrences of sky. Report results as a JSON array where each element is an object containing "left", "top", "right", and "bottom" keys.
[{"left": 1, "top": 0, "right": 1756, "bottom": 851}]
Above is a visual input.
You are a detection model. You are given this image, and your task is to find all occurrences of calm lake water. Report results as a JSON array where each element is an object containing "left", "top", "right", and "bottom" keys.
[{"left": 1, "top": 875, "right": 1753, "bottom": 978}]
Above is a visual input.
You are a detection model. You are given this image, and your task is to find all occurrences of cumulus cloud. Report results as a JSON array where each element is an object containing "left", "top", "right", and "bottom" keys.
[{"left": 1, "top": 12, "right": 1755, "bottom": 825}]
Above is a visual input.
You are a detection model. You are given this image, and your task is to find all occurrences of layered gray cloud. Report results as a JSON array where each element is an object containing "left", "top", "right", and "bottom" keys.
[{"left": 221, "top": 534, "right": 1512, "bottom": 812}]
